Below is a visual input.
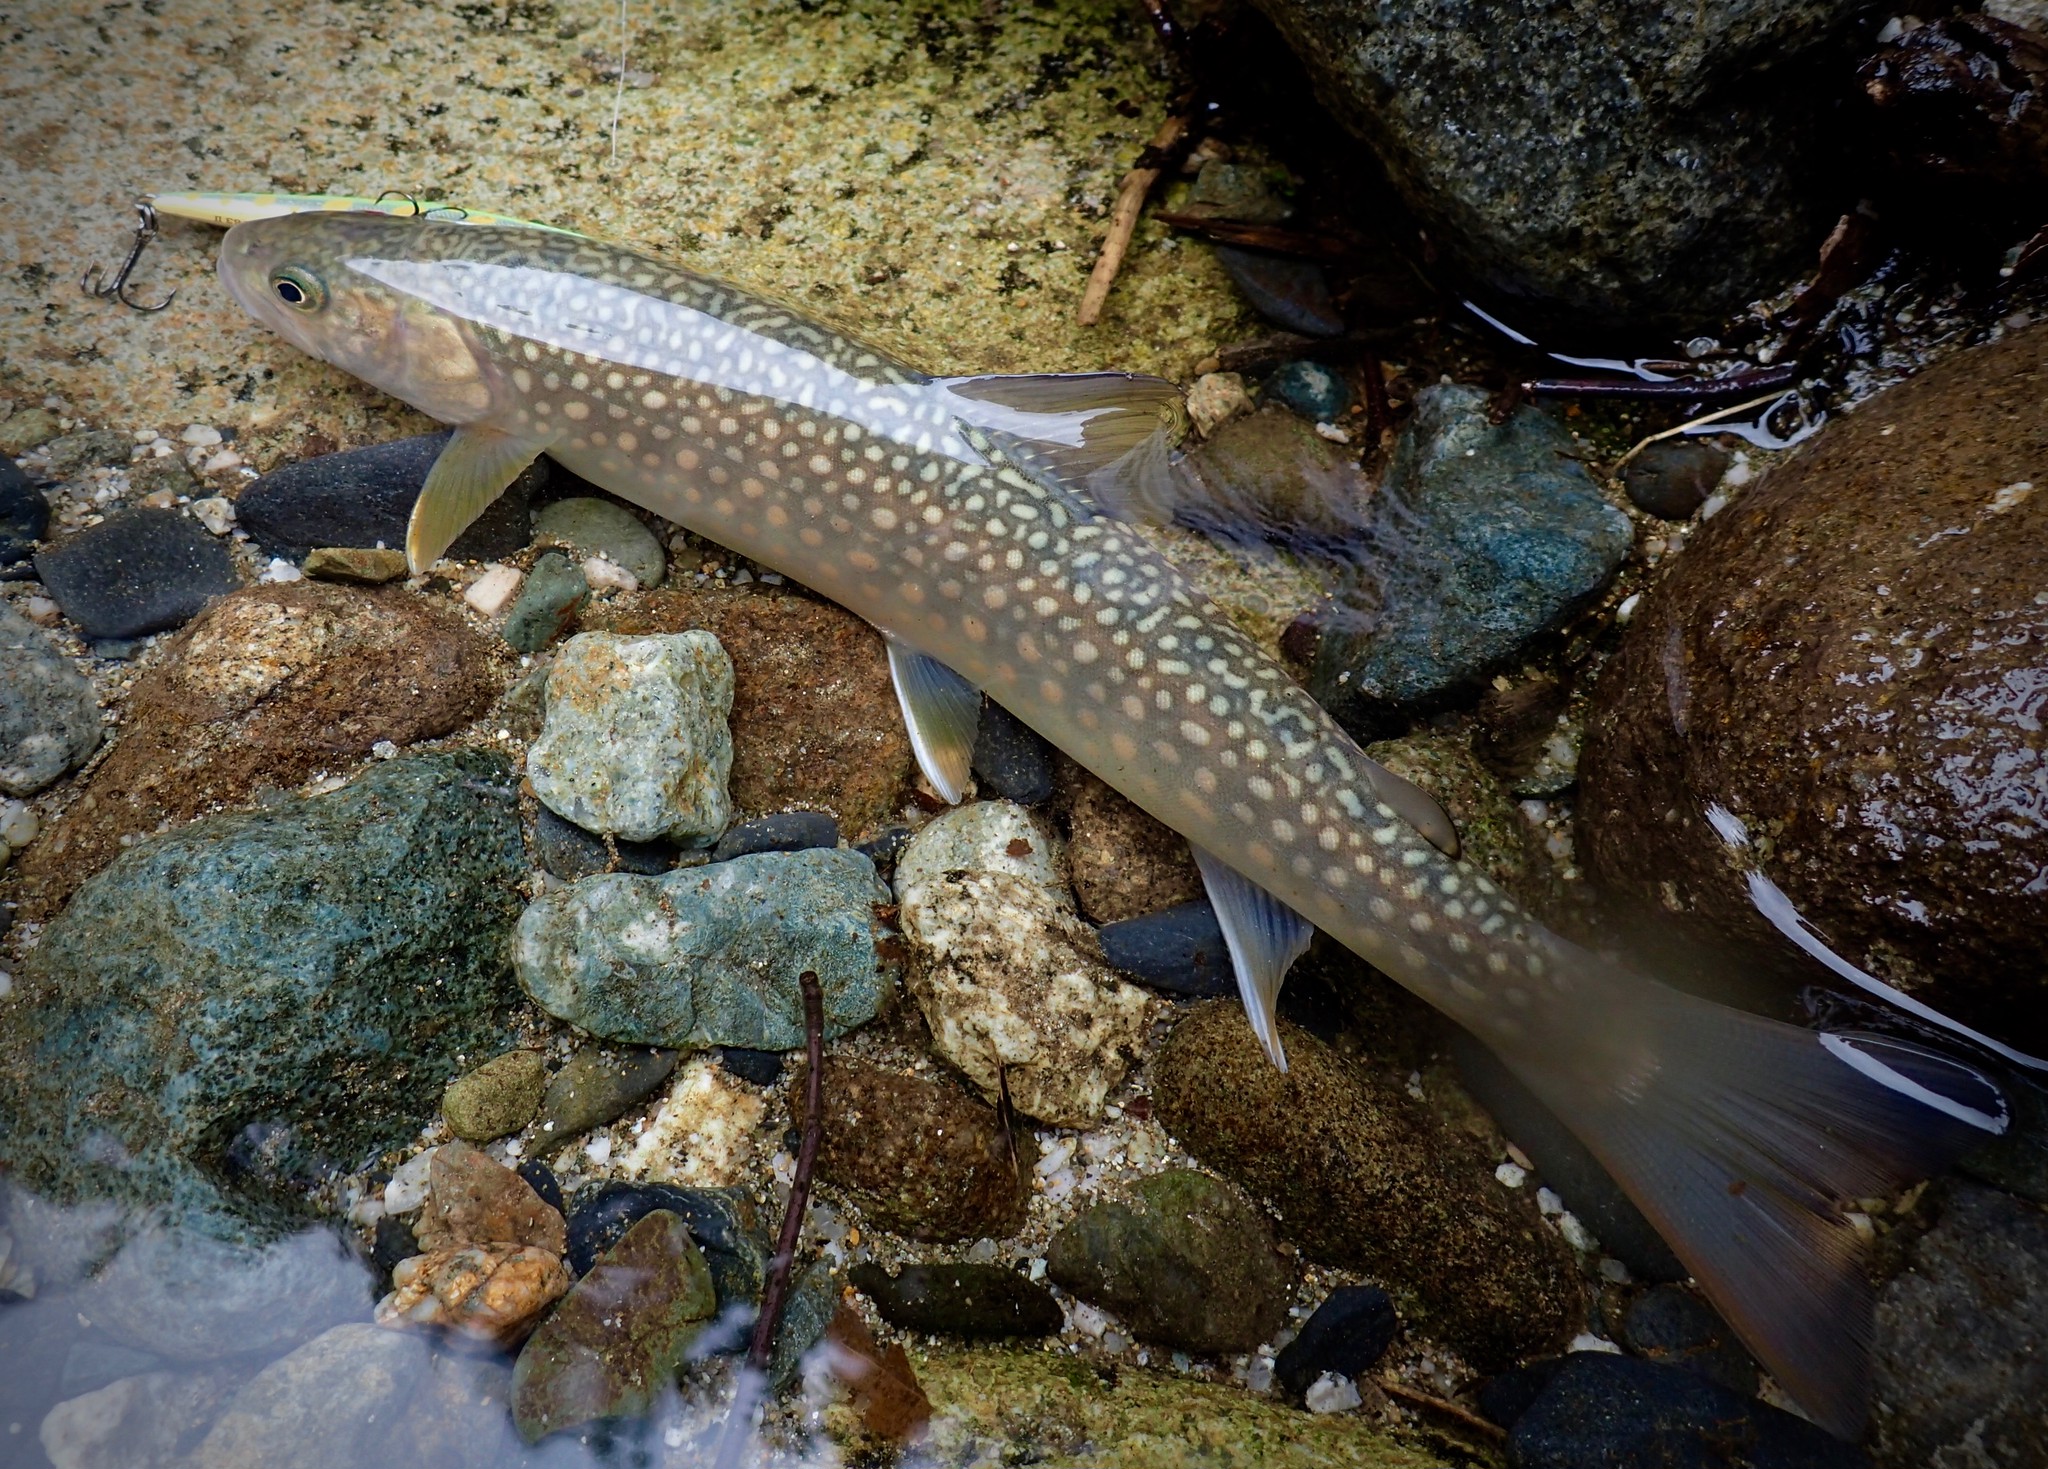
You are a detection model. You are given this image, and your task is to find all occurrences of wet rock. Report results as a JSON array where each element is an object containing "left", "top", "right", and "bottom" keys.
[
  {"left": 768, "top": 1259, "right": 839, "bottom": 1391},
  {"left": 414, "top": 1141, "right": 567, "bottom": 1256},
  {"left": 1186, "top": 371, "right": 1255, "bottom": 436},
  {"left": 1873, "top": 1182, "right": 2048, "bottom": 1468},
  {"left": 1063, "top": 766, "right": 1203, "bottom": 924},
  {"left": 0, "top": 752, "right": 526, "bottom": 1235},
  {"left": 1214, "top": 246, "right": 1344, "bottom": 337},
  {"left": 530, "top": 803, "right": 675, "bottom": 880},
  {"left": 1579, "top": 324, "right": 2048, "bottom": 1042},
  {"left": 972, "top": 699, "right": 1055, "bottom": 804},
  {"left": 1274, "top": 1286, "right": 1398, "bottom": 1400},
  {"left": 855, "top": 823, "right": 913, "bottom": 873},
  {"left": 564, "top": 1182, "right": 770, "bottom": 1308},
  {"left": 711, "top": 809, "right": 839, "bottom": 862},
  {"left": 532, "top": 495, "right": 666, "bottom": 588},
  {"left": 498, "top": 550, "right": 588, "bottom": 653},
  {"left": 13, "top": 582, "right": 495, "bottom": 918},
  {"left": 442, "top": 1052, "right": 547, "bottom": 1142},
  {"left": 1622, "top": 439, "right": 1731, "bottom": 521},
  {"left": 1363, "top": 731, "right": 1558, "bottom": 912},
  {"left": 190, "top": 1323, "right": 426, "bottom": 1468},
  {"left": 511, "top": 1210, "right": 714, "bottom": 1441},
  {"left": 1252, "top": 0, "right": 1864, "bottom": 333},
  {"left": 1509, "top": 1352, "right": 1860, "bottom": 1469},
  {"left": 516, "top": 1162, "right": 563, "bottom": 1216},
  {"left": 38, "top": 1368, "right": 241, "bottom": 1469},
  {"left": 516, "top": 846, "right": 896, "bottom": 1050},
  {"left": 789, "top": 1056, "right": 1034, "bottom": 1241},
  {"left": 535, "top": 1046, "right": 679, "bottom": 1147},
  {"left": 1620, "top": 1285, "right": 1758, "bottom": 1396},
  {"left": 0, "top": 451, "right": 49, "bottom": 569},
  {"left": 1309, "top": 386, "right": 1631, "bottom": 723},
  {"left": 1264, "top": 360, "right": 1351, "bottom": 423},
  {"left": 895, "top": 801, "right": 1155, "bottom": 1127},
  {"left": 127, "top": 455, "right": 199, "bottom": 503},
  {"left": 718, "top": 1046, "right": 784, "bottom": 1085},
  {"left": 1154, "top": 1003, "right": 1582, "bottom": 1369},
  {"left": 234, "top": 432, "right": 539, "bottom": 561},
  {"left": 0, "top": 408, "right": 60, "bottom": 458},
  {"left": 588, "top": 585, "right": 914, "bottom": 836},
  {"left": 1047, "top": 1169, "right": 1290, "bottom": 1354},
  {"left": 376, "top": 1243, "right": 570, "bottom": 1347},
  {"left": 34, "top": 508, "right": 240, "bottom": 639},
  {"left": 0, "top": 601, "right": 100, "bottom": 796},
  {"left": 1097, "top": 900, "right": 1235, "bottom": 999},
  {"left": 609, "top": 1054, "right": 767, "bottom": 1187},
  {"left": 38, "top": 429, "right": 132, "bottom": 479},
  {"left": 1185, "top": 160, "right": 1295, "bottom": 224},
  {"left": 527, "top": 629, "right": 733, "bottom": 843},
  {"left": 1474, "top": 676, "right": 1578, "bottom": 798},
  {"left": 850, "top": 1262, "right": 1063, "bottom": 1338},
  {"left": 372, "top": 1216, "right": 418, "bottom": 1282},
  {"left": 300, "top": 545, "right": 409, "bottom": 583}
]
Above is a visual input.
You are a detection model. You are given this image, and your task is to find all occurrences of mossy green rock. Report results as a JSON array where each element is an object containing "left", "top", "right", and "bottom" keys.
[
  {"left": 510, "top": 1209, "right": 715, "bottom": 1442},
  {"left": 1153, "top": 1002, "right": 1582, "bottom": 1370},
  {"left": 515, "top": 847, "right": 897, "bottom": 1051},
  {"left": 1046, "top": 1169, "right": 1289, "bottom": 1354},
  {"left": 0, "top": 751, "right": 527, "bottom": 1239},
  {"left": 499, "top": 550, "right": 588, "bottom": 655},
  {"left": 442, "top": 1050, "right": 548, "bottom": 1142}
]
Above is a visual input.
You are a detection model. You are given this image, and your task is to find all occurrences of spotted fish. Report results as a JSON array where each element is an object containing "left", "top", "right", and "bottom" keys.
[{"left": 216, "top": 210, "right": 2004, "bottom": 1436}]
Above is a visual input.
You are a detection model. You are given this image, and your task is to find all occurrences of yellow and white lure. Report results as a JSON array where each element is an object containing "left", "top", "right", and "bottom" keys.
[{"left": 146, "top": 189, "right": 580, "bottom": 236}]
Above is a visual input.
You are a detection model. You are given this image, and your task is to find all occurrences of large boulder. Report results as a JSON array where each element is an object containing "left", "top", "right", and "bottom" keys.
[{"left": 1579, "top": 324, "right": 2048, "bottom": 1048}]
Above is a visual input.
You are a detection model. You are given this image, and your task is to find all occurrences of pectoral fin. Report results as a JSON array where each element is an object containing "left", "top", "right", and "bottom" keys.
[
  {"left": 405, "top": 425, "right": 547, "bottom": 574},
  {"left": 1192, "top": 847, "right": 1316, "bottom": 1072},
  {"left": 1362, "top": 758, "right": 1460, "bottom": 858},
  {"left": 884, "top": 635, "right": 981, "bottom": 805}
]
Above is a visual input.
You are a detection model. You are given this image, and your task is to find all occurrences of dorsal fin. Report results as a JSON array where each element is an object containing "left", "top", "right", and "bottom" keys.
[
  {"left": 883, "top": 635, "right": 981, "bottom": 805},
  {"left": 1192, "top": 847, "right": 1316, "bottom": 1072}
]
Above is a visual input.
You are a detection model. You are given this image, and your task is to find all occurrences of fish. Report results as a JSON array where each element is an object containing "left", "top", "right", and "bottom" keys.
[{"left": 215, "top": 209, "right": 2004, "bottom": 1437}]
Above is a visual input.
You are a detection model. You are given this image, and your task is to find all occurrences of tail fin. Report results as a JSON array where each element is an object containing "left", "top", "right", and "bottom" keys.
[{"left": 1504, "top": 989, "right": 2003, "bottom": 1438}]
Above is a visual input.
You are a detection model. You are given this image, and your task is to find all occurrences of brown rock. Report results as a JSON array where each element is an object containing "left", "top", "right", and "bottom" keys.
[
  {"left": 302, "top": 546, "right": 409, "bottom": 584},
  {"left": 414, "top": 1140, "right": 567, "bottom": 1256},
  {"left": 1061, "top": 765, "right": 1202, "bottom": 925},
  {"left": 1579, "top": 323, "right": 2048, "bottom": 1044},
  {"left": 788, "top": 1056, "right": 1035, "bottom": 1242},
  {"left": 375, "top": 1244, "right": 570, "bottom": 1347},
  {"left": 588, "top": 584, "right": 912, "bottom": 837},
  {"left": 14, "top": 581, "right": 494, "bottom": 919}
]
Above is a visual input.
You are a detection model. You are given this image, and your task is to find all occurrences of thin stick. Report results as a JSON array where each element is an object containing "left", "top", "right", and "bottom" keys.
[
  {"left": 1610, "top": 390, "right": 1794, "bottom": 473},
  {"left": 1523, "top": 366, "right": 1796, "bottom": 402},
  {"left": 1078, "top": 112, "right": 1191, "bottom": 326},
  {"left": 750, "top": 969, "right": 825, "bottom": 1370},
  {"left": 1374, "top": 1378, "right": 1507, "bottom": 1442},
  {"left": 608, "top": 0, "right": 630, "bottom": 168}
]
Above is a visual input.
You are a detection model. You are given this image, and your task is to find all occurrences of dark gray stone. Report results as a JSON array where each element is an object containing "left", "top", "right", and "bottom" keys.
[
  {"left": 1308, "top": 385, "right": 1632, "bottom": 721},
  {"left": 235, "top": 433, "right": 540, "bottom": 561},
  {"left": 35, "top": 508, "right": 240, "bottom": 639},
  {"left": 1213, "top": 246, "right": 1344, "bottom": 337},
  {"left": 711, "top": 810, "right": 840, "bottom": 862},
  {"left": 850, "top": 1262, "right": 1064, "bottom": 1339},
  {"left": 0, "top": 751, "right": 527, "bottom": 1239},
  {"left": 1097, "top": 899, "right": 1235, "bottom": 999},
  {"left": 531, "top": 803, "right": 675, "bottom": 880},
  {"left": 534, "top": 1045, "right": 679, "bottom": 1146},
  {"left": 0, "top": 601, "right": 101, "bottom": 796},
  {"left": 1274, "top": 1285, "right": 1398, "bottom": 1399},
  {"left": 0, "top": 451, "right": 49, "bottom": 569},
  {"left": 1263, "top": 360, "right": 1351, "bottom": 423},
  {"left": 971, "top": 700, "right": 1055, "bottom": 805},
  {"left": 500, "top": 550, "right": 587, "bottom": 654},
  {"left": 564, "top": 1182, "right": 770, "bottom": 1310},
  {"left": 1622, "top": 1285, "right": 1759, "bottom": 1396},
  {"left": 1623, "top": 440, "right": 1733, "bottom": 521},
  {"left": 717, "top": 1046, "right": 784, "bottom": 1085}
]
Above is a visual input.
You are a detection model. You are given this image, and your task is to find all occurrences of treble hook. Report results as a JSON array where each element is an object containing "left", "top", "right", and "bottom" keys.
[{"left": 81, "top": 202, "right": 177, "bottom": 312}]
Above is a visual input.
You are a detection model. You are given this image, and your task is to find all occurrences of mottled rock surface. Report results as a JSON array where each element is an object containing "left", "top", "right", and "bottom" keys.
[
  {"left": 1580, "top": 324, "right": 2048, "bottom": 1043},
  {"left": 376, "top": 1244, "right": 570, "bottom": 1347},
  {"left": 412, "top": 1142, "right": 567, "bottom": 1257},
  {"left": 1153, "top": 1003, "right": 1582, "bottom": 1369},
  {"left": 851, "top": 1262, "right": 1064, "bottom": 1339},
  {"left": 442, "top": 1052, "right": 547, "bottom": 1143},
  {"left": 532, "top": 495, "right": 667, "bottom": 588},
  {"left": 1062, "top": 766, "right": 1202, "bottom": 925},
  {"left": 534, "top": 1047, "right": 679, "bottom": 1146},
  {"left": 0, "top": 600, "right": 100, "bottom": 796}
]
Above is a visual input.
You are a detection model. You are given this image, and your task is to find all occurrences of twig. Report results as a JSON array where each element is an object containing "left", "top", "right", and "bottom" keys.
[
  {"left": 1152, "top": 212, "right": 1354, "bottom": 262},
  {"left": 1078, "top": 112, "right": 1192, "bottom": 326},
  {"left": 1375, "top": 1379, "right": 1507, "bottom": 1442},
  {"left": 1523, "top": 366, "right": 1797, "bottom": 402},
  {"left": 1610, "top": 390, "right": 1792, "bottom": 472}
]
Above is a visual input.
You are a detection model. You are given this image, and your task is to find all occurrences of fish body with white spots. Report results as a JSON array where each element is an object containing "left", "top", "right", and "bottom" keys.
[{"left": 217, "top": 211, "right": 2003, "bottom": 1436}]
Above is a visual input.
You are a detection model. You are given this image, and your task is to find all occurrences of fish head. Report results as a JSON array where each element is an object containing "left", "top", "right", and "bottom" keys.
[{"left": 218, "top": 211, "right": 500, "bottom": 422}]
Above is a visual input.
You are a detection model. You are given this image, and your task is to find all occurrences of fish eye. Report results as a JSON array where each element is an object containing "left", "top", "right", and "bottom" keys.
[{"left": 269, "top": 267, "right": 325, "bottom": 310}]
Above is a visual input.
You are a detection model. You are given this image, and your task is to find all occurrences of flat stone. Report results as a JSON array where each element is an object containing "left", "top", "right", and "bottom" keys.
[
  {"left": 1047, "top": 1168, "right": 1291, "bottom": 1354},
  {"left": 0, "top": 601, "right": 100, "bottom": 796},
  {"left": 188, "top": 1323, "right": 427, "bottom": 1469},
  {"left": 511, "top": 1210, "right": 714, "bottom": 1441},
  {"left": 374, "top": 1243, "right": 569, "bottom": 1348},
  {"left": 710, "top": 809, "right": 839, "bottom": 862},
  {"left": 0, "top": 450, "right": 50, "bottom": 569},
  {"left": 530, "top": 803, "right": 675, "bottom": 880},
  {"left": 301, "top": 545, "right": 408, "bottom": 583},
  {"left": 35, "top": 508, "right": 240, "bottom": 639},
  {"left": 38, "top": 429, "right": 133, "bottom": 479},
  {"left": 1097, "top": 900, "right": 1235, "bottom": 999},
  {"left": 499, "top": 549, "right": 587, "bottom": 653},
  {"left": 1275, "top": 1286, "right": 1398, "bottom": 1400},
  {"left": 971, "top": 699, "right": 1055, "bottom": 805},
  {"left": 532, "top": 495, "right": 666, "bottom": 587},
  {"left": 526, "top": 630, "right": 733, "bottom": 843},
  {"left": 534, "top": 1045, "right": 679, "bottom": 1146},
  {"left": 851, "top": 1262, "right": 1063, "bottom": 1339},
  {"left": 718, "top": 1046, "right": 783, "bottom": 1084},
  {"left": 414, "top": 1141, "right": 566, "bottom": 1256},
  {"left": 1214, "top": 246, "right": 1344, "bottom": 337},
  {"left": 442, "top": 1051, "right": 547, "bottom": 1142},
  {"left": 234, "top": 432, "right": 539, "bottom": 561},
  {"left": 1622, "top": 439, "right": 1731, "bottom": 520},
  {"left": 515, "top": 846, "right": 897, "bottom": 1050}
]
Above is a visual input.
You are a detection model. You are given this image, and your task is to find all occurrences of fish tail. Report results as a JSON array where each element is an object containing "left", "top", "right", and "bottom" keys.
[{"left": 1500, "top": 983, "right": 2005, "bottom": 1437}]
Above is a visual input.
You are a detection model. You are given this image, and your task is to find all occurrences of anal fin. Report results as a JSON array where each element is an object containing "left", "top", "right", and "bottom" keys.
[
  {"left": 1192, "top": 847, "right": 1316, "bottom": 1072},
  {"left": 406, "top": 424, "right": 549, "bottom": 574},
  {"left": 884, "top": 635, "right": 981, "bottom": 805}
]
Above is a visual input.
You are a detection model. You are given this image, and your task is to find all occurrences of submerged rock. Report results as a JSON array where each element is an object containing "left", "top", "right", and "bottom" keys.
[
  {"left": 1153, "top": 1003, "right": 1582, "bottom": 1369},
  {"left": 0, "top": 451, "right": 49, "bottom": 570},
  {"left": 894, "top": 801, "right": 1155, "bottom": 1127},
  {"left": 442, "top": 1052, "right": 547, "bottom": 1143},
  {"left": 1274, "top": 1286, "right": 1398, "bottom": 1400},
  {"left": 0, "top": 751, "right": 526, "bottom": 1235},
  {"left": 532, "top": 495, "right": 667, "bottom": 588},
  {"left": 35, "top": 508, "right": 240, "bottom": 640},
  {"left": 564, "top": 1182, "right": 770, "bottom": 1306},
  {"left": 498, "top": 550, "right": 587, "bottom": 654},
  {"left": 412, "top": 1141, "right": 566, "bottom": 1257},
  {"left": 376, "top": 1243, "right": 570, "bottom": 1347},
  {"left": 851, "top": 1262, "right": 1064, "bottom": 1339},
  {"left": 1063, "top": 766, "right": 1203, "bottom": 925},
  {"left": 1308, "top": 385, "right": 1631, "bottom": 727},
  {"left": 1579, "top": 323, "right": 2048, "bottom": 1044},
  {"left": 190, "top": 1323, "right": 425, "bottom": 1469},
  {"left": 790, "top": 1056, "right": 1034, "bottom": 1242},
  {"left": 1047, "top": 1169, "right": 1291, "bottom": 1355},
  {"left": 534, "top": 1046, "right": 680, "bottom": 1146},
  {"left": 1620, "top": 1284, "right": 1759, "bottom": 1396},
  {"left": 0, "top": 601, "right": 100, "bottom": 796},
  {"left": 515, "top": 846, "right": 896, "bottom": 1050},
  {"left": 526, "top": 629, "right": 734, "bottom": 844},
  {"left": 37, "top": 1368, "right": 242, "bottom": 1469}
]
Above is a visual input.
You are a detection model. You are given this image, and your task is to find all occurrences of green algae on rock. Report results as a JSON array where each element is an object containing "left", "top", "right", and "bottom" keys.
[
  {"left": 1153, "top": 1002, "right": 1583, "bottom": 1371},
  {"left": 515, "top": 847, "right": 897, "bottom": 1051},
  {"left": 443, "top": 1052, "right": 549, "bottom": 1143},
  {"left": 0, "top": 750, "right": 527, "bottom": 1238}
]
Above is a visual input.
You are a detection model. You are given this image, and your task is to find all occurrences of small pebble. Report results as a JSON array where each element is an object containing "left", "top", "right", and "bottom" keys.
[
  {"left": 499, "top": 550, "right": 588, "bottom": 652},
  {"left": 1622, "top": 439, "right": 1731, "bottom": 520},
  {"left": 180, "top": 423, "right": 223, "bottom": 447},
  {"left": 580, "top": 554, "right": 638, "bottom": 592},
  {"left": 1264, "top": 359, "right": 1352, "bottom": 422},
  {"left": 258, "top": 557, "right": 303, "bottom": 584},
  {"left": 710, "top": 811, "right": 840, "bottom": 862},
  {"left": 303, "top": 546, "right": 409, "bottom": 584},
  {"left": 531, "top": 803, "right": 677, "bottom": 880},
  {"left": 190, "top": 497, "right": 235, "bottom": 535},
  {"left": 464, "top": 563, "right": 524, "bottom": 617},
  {"left": 39, "top": 429, "right": 134, "bottom": 479},
  {"left": 1275, "top": 1285, "right": 1398, "bottom": 1400},
  {"left": 1186, "top": 373, "right": 1254, "bottom": 436},
  {"left": 535, "top": 1045, "right": 680, "bottom": 1144},
  {"left": 533, "top": 494, "right": 667, "bottom": 587},
  {"left": 1304, "top": 1372, "right": 1363, "bottom": 1414},
  {"left": 384, "top": 1147, "right": 439, "bottom": 1214},
  {"left": 1096, "top": 899, "right": 1235, "bottom": 998},
  {"left": 1495, "top": 1161, "right": 1528, "bottom": 1188},
  {"left": 0, "top": 801, "right": 37, "bottom": 848},
  {"left": 717, "top": 1046, "right": 784, "bottom": 1086},
  {"left": 1213, "top": 246, "right": 1344, "bottom": 337}
]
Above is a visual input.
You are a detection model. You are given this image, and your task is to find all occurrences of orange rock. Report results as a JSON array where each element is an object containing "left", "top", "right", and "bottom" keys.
[
  {"left": 376, "top": 1243, "right": 569, "bottom": 1347},
  {"left": 414, "top": 1140, "right": 567, "bottom": 1256}
]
